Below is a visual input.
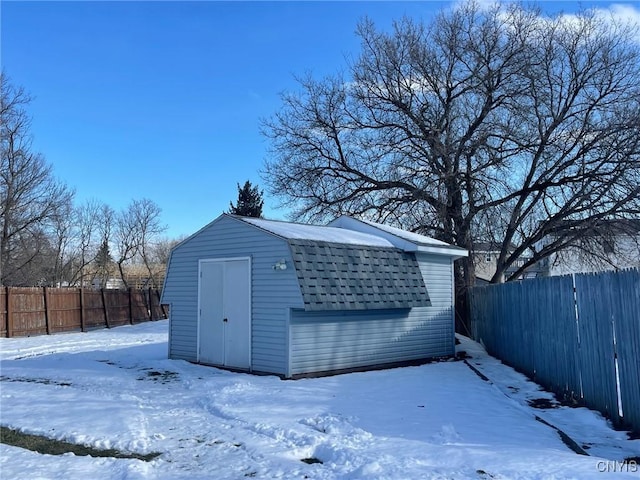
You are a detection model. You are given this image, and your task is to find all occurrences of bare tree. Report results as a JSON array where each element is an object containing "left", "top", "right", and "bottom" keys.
[
  {"left": 0, "top": 72, "right": 75, "bottom": 285},
  {"left": 150, "top": 236, "right": 184, "bottom": 267},
  {"left": 49, "top": 199, "right": 75, "bottom": 286},
  {"left": 146, "top": 235, "right": 184, "bottom": 290},
  {"left": 58, "top": 199, "right": 115, "bottom": 287},
  {"left": 4, "top": 227, "right": 58, "bottom": 286},
  {"left": 114, "top": 204, "right": 141, "bottom": 289},
  {"left": 114, "top": 198, "right": 165, "bottom": 288},
  {"left": 134, "top": 198, "right": 167, "bottom": 288},
  {"left": 262, "top": 3, "right": 640, "bottom": 324}
]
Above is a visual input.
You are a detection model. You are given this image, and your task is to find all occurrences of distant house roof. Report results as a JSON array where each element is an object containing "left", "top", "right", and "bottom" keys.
[
  {"left": 544, "top": 218, "right": 640, "bottom": 237},
  {"left": 289, "top": 240, "right": 431, "bottom": 311}
]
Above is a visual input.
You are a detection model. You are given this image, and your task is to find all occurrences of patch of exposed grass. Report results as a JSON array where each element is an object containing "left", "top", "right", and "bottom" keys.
[
  {"left": 137, "top": 370, "right": 179, "bottom": 384},
  {"left": 0, "top": 375, "right": 71, "bottom": 387},
  {"left": 476, "top": 469, "right": 495, "bottom": 478},
  {"left": 528, "top": 397, "right": 559, "bottom": 409},
  {"left": 0, "top": 426, "right": 161, "bottom": 461}
]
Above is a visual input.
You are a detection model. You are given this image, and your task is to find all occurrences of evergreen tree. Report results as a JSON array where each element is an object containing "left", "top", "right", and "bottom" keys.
[
  {"left": 94, "top": 239, "right": 113, "bottom": 288},
  {"left": 228, "top": 181, "right": 264, "bottom": 218}
]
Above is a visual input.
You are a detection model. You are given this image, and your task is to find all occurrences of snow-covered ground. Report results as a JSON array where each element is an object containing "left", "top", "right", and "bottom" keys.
[{"left": 1, "top": 320, "right": 638, "bottom": 479}]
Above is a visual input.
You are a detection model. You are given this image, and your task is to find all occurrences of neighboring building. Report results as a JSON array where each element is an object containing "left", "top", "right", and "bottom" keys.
[
  {"left": 88, "top": 264, "right": 167, "bottom": 290},
  {"left": 473, "top": 220, "right": 640, "bottom": 282},
  {"left": 472, "top": 242, "right": 541, "bottom": 283},
  {"left": 473, "top": 242, "right": 506, "bottom": 283},
  {"left": 121, "top": 264, "right": 167, "bottom": 290},
  {"left": 90, "top": 277, "right": 125, "bottom": 290},
  {"left": 537, "top": 220, "right": 640, "bottom": 277},
  {"left": 161, "top": 214, "right": 467, "bottom": 378}
]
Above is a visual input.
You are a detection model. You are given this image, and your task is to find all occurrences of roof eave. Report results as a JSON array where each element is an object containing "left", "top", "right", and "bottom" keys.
[
  {"left": 415, "top": 245, "right": 469, "bottom": 258},
  {"left": 330, "top": 215, "right": 467, "bottom": 256}
]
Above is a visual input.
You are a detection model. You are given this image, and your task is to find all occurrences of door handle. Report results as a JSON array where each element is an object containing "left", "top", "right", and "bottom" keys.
[{"left": 223, "top": 318, "right": 228, "bottom": 323}]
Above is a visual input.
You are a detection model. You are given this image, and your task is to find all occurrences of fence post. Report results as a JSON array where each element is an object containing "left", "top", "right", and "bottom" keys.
[
  {"left": 148, "top": 287, "right": 154, "bottom": 321},
  {"left": 79, "top": 287, "right": 86, "bottom": 332},
  {"left": 6, "top": 287, "right": 12, "bottom": 338},
  {"left": 43, "top": 287, "right": 51, "bottom": 335},
  {"left": 101, "top": 289, "right": 111, "bottom": 328},
  {"left": 128, "top": 287, "right": 133, "bottom": 325}
]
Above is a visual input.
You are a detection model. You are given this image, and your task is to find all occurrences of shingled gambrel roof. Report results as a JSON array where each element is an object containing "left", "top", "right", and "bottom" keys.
[{"left": 288, "top": 239, "right": 431, "bottom": 311}]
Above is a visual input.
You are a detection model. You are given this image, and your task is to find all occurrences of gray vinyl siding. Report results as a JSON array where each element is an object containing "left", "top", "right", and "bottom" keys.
[
  {"left": 415, "top": 252, "right": 456, "bottom": 355},
  {"left": 162, "top": 215, "right": 303, "bottom": 373},
  {"left": 289, "top": 253, "right": 455, "bottom": 376},
  {"left": 163, "top": 213, "right": 461, "bottom": 378}
]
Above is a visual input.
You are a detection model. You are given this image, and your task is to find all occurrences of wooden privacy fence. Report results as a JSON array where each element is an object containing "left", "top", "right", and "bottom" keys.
[
  {"left": 0, "top": 287, "right": 168, "bottom": 338},
  {"left": 470, "top": 269, "right": 640, "bottom": 433}
]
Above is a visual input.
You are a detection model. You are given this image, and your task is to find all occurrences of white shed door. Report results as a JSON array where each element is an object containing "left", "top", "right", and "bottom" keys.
[{"left": 199, "top": 259, "right": 251, "bottom": 369}]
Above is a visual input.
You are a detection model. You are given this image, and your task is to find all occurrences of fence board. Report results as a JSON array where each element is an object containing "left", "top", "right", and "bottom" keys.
[
  {"left": 530, "top": 276, "right": 579, "bottom": 400},
  {"left": 46, "top": 288, "right": 82, "bottom": 333},
  {"left": 574, "top": 273, "right": 621, "bottom": 422},
  {"left": 0, "top": 287, "right": 166, "bottom": 338},
  {"left": 0, "top": 287, "right": 7, "bottom": 337},
  {"left": 149, "top": 288, "right": 166, "bottom": 321},
  {"left": 609, "top": 270, "right": 640, "bottom": 431},
  {"left": 10, "top": 287, "right": 47, "bottom": 336},
  {"left": 471, "top": 269, "right": 640, "bottom": 433},
  {"left": 103, "top": 290, "right": 132, "bottom": 327},
  {"left": 83, "top": 290, "right": 107, "bottom": 329},
  {"left": 130, "top": 289, "right": 149, "bottom": 323}
]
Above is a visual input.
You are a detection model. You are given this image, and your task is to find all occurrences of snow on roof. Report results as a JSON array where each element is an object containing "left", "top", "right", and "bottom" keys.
[
  {"left": 349, "top": 218, "right": 451, "bottom": 246},
  {"left": 238, "top": 216, "right": 395, "bottom": 248}
]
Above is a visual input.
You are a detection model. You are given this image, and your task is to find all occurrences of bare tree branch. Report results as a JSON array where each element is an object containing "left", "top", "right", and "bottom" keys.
[
  {"left": 1, "top": 72, "right": 75, "bottom": 285},
  {"left": 261, "top": 3, "right": 640, "bottom": 302}
]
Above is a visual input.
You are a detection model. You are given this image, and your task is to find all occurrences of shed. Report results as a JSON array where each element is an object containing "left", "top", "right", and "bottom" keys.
[{"left": 161, "top": 214, "right": 467, "bottom": 378}]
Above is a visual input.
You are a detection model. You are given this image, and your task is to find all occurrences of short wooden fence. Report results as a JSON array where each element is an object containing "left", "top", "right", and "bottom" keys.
[{"left": 0, "top": 287, "right": 168, "bottom": 337}]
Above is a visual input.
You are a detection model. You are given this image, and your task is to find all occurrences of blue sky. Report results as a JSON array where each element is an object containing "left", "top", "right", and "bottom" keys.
[{"left": 2, "top": 1, "right": 637, "bottom": 239}]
